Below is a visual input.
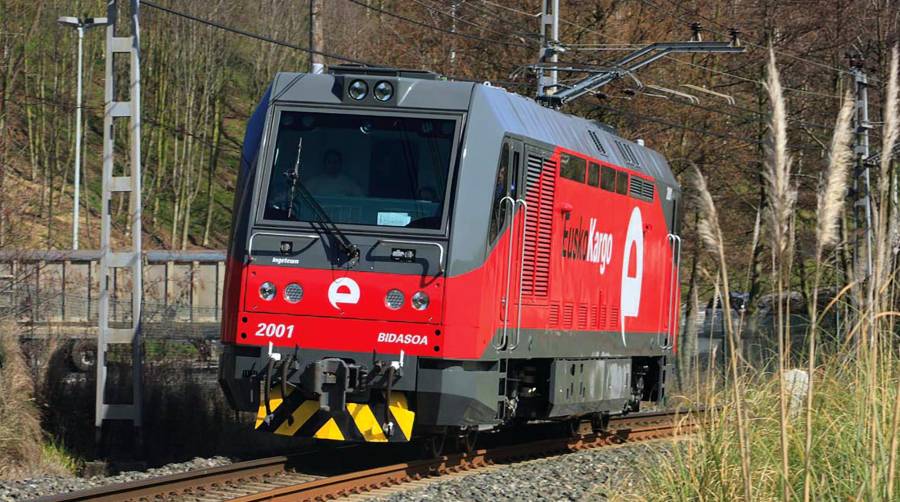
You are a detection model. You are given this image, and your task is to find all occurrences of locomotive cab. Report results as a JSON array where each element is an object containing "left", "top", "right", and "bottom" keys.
[{"left": 219, "top": 66, "right": 682, "bottom": 445}]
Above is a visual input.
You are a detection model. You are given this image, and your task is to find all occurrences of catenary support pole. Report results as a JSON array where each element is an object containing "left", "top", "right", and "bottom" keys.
[
  {"left": 309, "top": 0, "right": 325, "bottom": 74},
  {"left": 96, "top": 0, "right": 143, "bottom": 452}
]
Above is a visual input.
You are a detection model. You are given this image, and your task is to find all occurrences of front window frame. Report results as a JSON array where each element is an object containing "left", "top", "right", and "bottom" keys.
[{"left": 252, "top": 104, "right": 465, "bottom": 237}]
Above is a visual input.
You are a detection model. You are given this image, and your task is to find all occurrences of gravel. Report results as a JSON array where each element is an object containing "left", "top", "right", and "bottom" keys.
[
  {"left": 372, "top": 440, "right": 676, "bottom": 502},
  {"left": 0, "top": 456, "right": 232, "bottom": 502}
]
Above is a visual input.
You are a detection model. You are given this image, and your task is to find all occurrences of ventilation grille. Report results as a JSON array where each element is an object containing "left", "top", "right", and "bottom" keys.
[
  {"left": 629, "top": 177, "right": 655, "bottom": 201},
  {"left": 563, "top": 303, "right": 574, "bottom": 328},
  {"left": 577, "top": 304, "right": 589, "bottom": 329},
  {"left": 615, "top": 140, "right": 641, "bottom": 167},
  {"left": 590, "top": 305, "right": 599, "bottom": 329},
  {"left": 588, "top": 130, "right": 608, "bottom": 156},
  {"left": 549, "top": 304, "right": 560, "bottom": 327},
  {"left": 522, "top": 154, "right": 556, "bottom": 297}
]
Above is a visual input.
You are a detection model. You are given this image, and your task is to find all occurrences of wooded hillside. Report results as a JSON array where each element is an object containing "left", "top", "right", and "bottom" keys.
[{"left": 0, "top": 0, "right": 897, "bottom": 300}]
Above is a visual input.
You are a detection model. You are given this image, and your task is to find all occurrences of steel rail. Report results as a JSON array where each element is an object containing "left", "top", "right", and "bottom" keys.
[
  {"left": 34, "top": 456, "right": 298, "bottom": 502},
  {"left": 37, "top": 410, "right": 702, "bottom": 502}
]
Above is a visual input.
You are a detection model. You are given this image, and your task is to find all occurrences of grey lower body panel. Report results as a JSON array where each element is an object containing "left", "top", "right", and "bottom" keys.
[
  {"left": 415, "top": 359, "right": 500, "bottom": 426},
  {"left": 220, "top": 328, "right": 669, "bottom": 431},
  {"left": 485, "top": 329, "right": 672, "bottom": 360}
]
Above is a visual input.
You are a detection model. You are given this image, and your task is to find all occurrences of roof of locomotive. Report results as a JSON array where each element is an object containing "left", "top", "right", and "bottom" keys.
[{"left": 266, "top": 70, "right": 679, "bottom": 188}]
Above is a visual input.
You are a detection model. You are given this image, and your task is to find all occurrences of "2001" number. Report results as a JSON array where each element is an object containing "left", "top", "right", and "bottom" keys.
[{"left": 255, "top": 323, "right": 295, "bottom": 339}]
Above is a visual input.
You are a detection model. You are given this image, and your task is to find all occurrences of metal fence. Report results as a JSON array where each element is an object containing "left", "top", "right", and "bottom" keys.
[{"left": 0, "top": 250, "right": 226, "bottom": 335}]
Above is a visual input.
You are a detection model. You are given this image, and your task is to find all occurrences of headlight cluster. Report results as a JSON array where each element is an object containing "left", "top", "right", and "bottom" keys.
[
  {"left": 259, "top": 280, "right": 428, "bottom": 311},
  {"left": 348, "top": 79, "right": 394, "bottom": 102},
  {"left": 259, "top": 282, "right": 304, "bottom": 303},
  {"left": 384, "top": 289, "right": 429, "bottom": 311}
]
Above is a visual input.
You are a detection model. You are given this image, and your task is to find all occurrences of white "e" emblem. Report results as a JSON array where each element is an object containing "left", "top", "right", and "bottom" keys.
[
  {"left": 328, "top": 277, "right": 360, "bottom": 309},
  {"left": 620, "top": 207, "right": 644, "bottom": 345}
]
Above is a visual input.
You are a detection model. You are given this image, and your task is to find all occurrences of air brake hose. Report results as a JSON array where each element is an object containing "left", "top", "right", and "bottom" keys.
[
  {"left": 281, "top": 354, "right": 294, "bottom": 424},
  {"left": 264, "top": 358, "right": 274, "bottom": 421},
  {"left": 384, "top": 365, "right": 395, "bottom": 437}
]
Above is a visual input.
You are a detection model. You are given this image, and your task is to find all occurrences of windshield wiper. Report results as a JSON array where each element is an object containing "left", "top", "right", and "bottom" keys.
[{"left": 285, "top": 138, "right": 360, "bottom": 264}]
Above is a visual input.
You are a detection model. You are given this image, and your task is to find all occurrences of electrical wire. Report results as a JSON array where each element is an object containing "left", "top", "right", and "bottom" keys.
[
  {"left": 344, "top": 0, "right": 532, "bottom": 49},
  {"left": 651, "top": 0, "right": 861, "bottom": 81},
  {"left": 480, "top": 0, "right": 843, "bottom": 100},
  {"left": 594, "top": 102, "right": 763, "bottom": 146},
  {"left": 141, "top": 0, "right": 378, "bottom": 66},
  {"left": 409, "top": 0, "right": 540, "bottom": 45}
]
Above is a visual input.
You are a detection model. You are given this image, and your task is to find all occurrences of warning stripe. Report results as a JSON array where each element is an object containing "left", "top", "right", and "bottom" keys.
[{"left": 255, "top": 389, "right": 414, "bottom": 442}]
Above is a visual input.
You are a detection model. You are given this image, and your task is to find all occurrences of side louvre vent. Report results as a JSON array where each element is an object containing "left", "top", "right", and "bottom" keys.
[
  {"left": 629, "top": 177, "right": 655, "bottom": 201},
  {"left": 522, "top": 153, "right": 556, "bottom": 297},
  {"left": 563, "top": 303, "right": 574, "bottom": 328},
  {"left": 577, "top": 304, "right": 589, "bottom": 329},
  {"left": 588, "top": 130, "right": 608, "bottom": 156}
]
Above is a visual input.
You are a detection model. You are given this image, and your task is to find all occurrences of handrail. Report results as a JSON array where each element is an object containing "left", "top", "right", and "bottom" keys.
[
  {"left": 509, "top": 198, "right": 528, "bottom": 352},
  {"left": 660, "top": 234, "right": 681, "bottom": 349},
  {"left": 374, "top": 239, "right": 445, "bottom": 273},
  {"left": 493, "top": 196, "right": 517, "bottom": 351}
]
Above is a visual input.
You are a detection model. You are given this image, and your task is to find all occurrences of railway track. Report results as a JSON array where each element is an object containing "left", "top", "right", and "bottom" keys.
[{"left": 36, "top": 409, "right": 701, "bottom": 502}]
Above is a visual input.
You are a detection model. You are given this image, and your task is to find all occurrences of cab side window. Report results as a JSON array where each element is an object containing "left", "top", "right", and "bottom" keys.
[
  {"left": 616, "top": 171, "right": 629, "bottom": 195},
  {"left": 488, "top": 143, "right": 511, "bottom": 244},
  {"left": 600, "top": 166, "right": 616, "bottom": 191},
  {"left": 587, "top": 163, "right": 600, "bottom": 187},
  {"left": 560, "top": 153, "right": 586, "bottom": 182}
]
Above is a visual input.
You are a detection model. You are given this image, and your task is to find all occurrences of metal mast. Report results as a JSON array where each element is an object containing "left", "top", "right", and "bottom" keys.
[
  {"left": 96, "top": 0, "right": 143, "bottom": 442},
  {"left": 537, "top": 0, "right": 560, "bottom": 97},
  {"left": 309, "top": 0, "right": 325, "bottom": 74},
  {"left": 849, "top": 57, "right": 874, "bottom": 344}
]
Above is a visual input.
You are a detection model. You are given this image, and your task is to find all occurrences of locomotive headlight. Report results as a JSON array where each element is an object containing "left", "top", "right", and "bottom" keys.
[
  {"left": 385, "top": 289, "right": 405, "bottom": 310},
  {"left": 348, "top": 79, "right": 368, "bottom": 100},
  {"left": 259, "top": 281, "right": 276, "bottom": 301},
  {"left": 374, "top": 81, "right": 394, "bottom": 102},
  {"left": 411, "top": 291, "right": 429, "bottom": 311},
  {"left": 283, "top": 283, "right": 303, "bottom": 303}
]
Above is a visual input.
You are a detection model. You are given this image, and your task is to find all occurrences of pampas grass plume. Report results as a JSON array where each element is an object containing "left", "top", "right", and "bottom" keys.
[
  {"left": 881, "top": 46, "right": 898, "bottom": 192},
  {"left": 815, "top": 91, "right": 855, "bottom": 253},
  {"left": 764, "top": 47, "right": 796, "bottom": 256},
  {"left": 692, "top": 166, "right": 722, "bottom": 255}
]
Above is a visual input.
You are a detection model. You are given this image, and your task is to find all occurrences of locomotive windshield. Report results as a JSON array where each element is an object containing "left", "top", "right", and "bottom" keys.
[{"left": 262, "top": 110, "right": 456, "bottom": 230}]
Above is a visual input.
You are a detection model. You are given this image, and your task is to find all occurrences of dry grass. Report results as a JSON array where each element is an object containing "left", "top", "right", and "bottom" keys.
[
  {"left": 645, "top": 358, "right": 900, "bottom": 501},
  {"left": 0, "top": 322, "right": 74, "bottom": 479}
]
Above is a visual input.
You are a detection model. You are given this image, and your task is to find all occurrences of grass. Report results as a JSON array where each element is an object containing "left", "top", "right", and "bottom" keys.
[
  {"left": 0, "top": 322, "right": 79, "bottom": 479},
  {"left": 639, "top": 46, "right": 900, "bottom": 501},
  {"left": 645, "top": 358, "right": 900, "bottom": 500}
]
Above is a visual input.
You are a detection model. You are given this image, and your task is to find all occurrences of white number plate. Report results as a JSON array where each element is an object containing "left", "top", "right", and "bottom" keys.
[{"left": 254, "top": 323, "right": 295, "bottom": 339}]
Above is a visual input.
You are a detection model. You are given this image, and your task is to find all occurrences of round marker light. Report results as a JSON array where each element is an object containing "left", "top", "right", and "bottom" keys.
[
  {"left": 348, "top": 79, "right": 368, "bottom": 100},
  {"left": 411, "top": 291, "right": 429, "bottom": 311},
  {"left": 385, "top": 289, "right": 405, "bottom": 310},
  {"left": 284, "top": 283, "right": 304, "bottom": 303},
  {"left": 374, "top": 81, "right": 394, "bottom": 101},
  {"left": 259, "top": 282, "right": 276, "bottom": 301}
]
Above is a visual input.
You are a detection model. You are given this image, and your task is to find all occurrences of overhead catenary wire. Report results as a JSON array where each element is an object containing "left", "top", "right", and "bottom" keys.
[
  {"left": 650, "top": 0, "right": 864, "bottom": 81},
  {"left": 139, "top": 0, "right": 832, "bottom": 155},
  {"left": 141, "top": 0, "right": 378, "bottom": 66},
  {"left": 594, "top": 102, "right": 764, "bottom": 146},
  {"left": 481, "top": 0, "right": 843, "bottom": 100},
  {"left": 409, "top": 0, "right": 540, "bottom": 45},
  {"left": 344, "top": 0, "right": 532, "bottom": 49}
]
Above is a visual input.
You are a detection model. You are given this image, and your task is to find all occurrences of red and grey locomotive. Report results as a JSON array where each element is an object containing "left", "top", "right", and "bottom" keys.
[{"left": 219, "top": 66, "right": 682, "bottom": 447}]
